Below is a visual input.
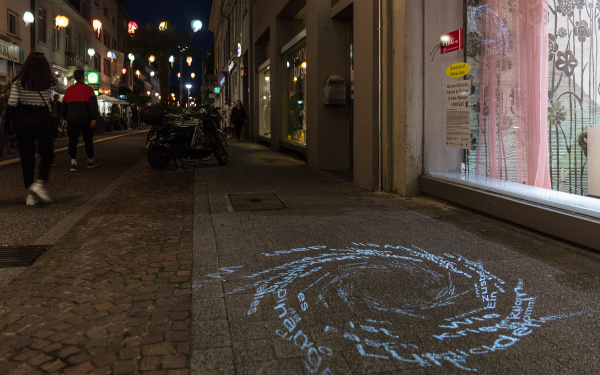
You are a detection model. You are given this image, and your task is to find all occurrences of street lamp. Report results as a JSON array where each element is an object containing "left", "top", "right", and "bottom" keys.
[{"left": 185, "top": 84, "right": 191, "bottom": 108}]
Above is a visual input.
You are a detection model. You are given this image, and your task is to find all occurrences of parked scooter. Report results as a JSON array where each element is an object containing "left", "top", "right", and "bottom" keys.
[{"left": 143, "top": 106, "right": 228, "bottom": 169}]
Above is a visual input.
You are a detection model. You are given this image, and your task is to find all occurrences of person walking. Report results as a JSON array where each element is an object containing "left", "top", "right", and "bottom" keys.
[
  {"left": 50, "top": 94, "right": 62, "bottom": 138},
  {"left": 230, "top": 100, "right": 246, "bottom": 142},
  {"left": 126, "top": 104, "right": 132, "bottom": 130},
  {"left": 131, "top": 104, "right": 139, "bottom": 130},
  {"left": 221, "top": 99, "right": 233, "bottom": 138},
  {"left": 7, "top": 52, "right": 66, "bottom": 205},
  {"left": 62, "top": 69, "right": 100, "bottom": 172}
]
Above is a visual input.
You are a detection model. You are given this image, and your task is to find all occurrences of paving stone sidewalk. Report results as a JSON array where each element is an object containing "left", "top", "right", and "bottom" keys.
[
  {"left": 0, "top": 163, "right": 194, "bottom": 374},
  {"left": 0, "top": 139, "right": 599, "bottom": 375}
]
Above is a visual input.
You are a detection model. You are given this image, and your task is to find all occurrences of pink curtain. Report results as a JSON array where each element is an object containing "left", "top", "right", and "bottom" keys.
[{"left": 476, "top": 0, "right": 551, "bottom": 188}]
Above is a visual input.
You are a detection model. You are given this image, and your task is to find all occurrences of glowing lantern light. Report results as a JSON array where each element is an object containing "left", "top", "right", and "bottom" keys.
[
  {"left": 55, "top": 15, "right": 69, "bottom": 30},
  {"left": 128, "top": 21, "right": 138, "bottom": 34},
  {"left": 23, "top": 11, "right": 34, "bottom": 26},
  {"left": 150, "top": 71, "right": 155, "bottom": 77},
  {"left": 135, "top": 70, "right": 140, "bottom": 78},
  {"left": 92, "top": 19, "right": 102, "bottom": 37},
  {"left": 191, "top": 73, "right": 195, "bottom": 79},
  {"left": 177, "top": 72, "right": 180, "bottom": 79},
  {"left": 148, "top": 55, "right": 155, "bottom": 64},
  {"left": 87, "top": 48, "right": 95, "bottom": 60},
  {"left": 186, "top": 56, "right": 192, "bottom": 66},
  {"left": 301, "top": 61, "right": 307, "bottom": 69},
  {"left": 128, "top": 53, "right": 135, "bottom": 63},
  {"left": 107, "top": 51, "right": 116, "bottom": 62},
  {"left": 122, "top": 68, "right": 127, "bottom": 75},
  {"left": 191, "top": 20, "right": 202, "bottom": 32},
  {"left": 169, "top": 55, "right": 175, "bottom": 67},
  {"left": 159, "top": 22, "right": 167, "bottom": 31}
]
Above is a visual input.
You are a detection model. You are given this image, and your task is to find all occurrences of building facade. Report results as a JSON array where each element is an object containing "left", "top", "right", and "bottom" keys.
[
  {"left": 0, "top": 0, "right": 132, "bottom": 98},
  {"left": 209, "top": 0, "right": 599, "bottom": 250}
]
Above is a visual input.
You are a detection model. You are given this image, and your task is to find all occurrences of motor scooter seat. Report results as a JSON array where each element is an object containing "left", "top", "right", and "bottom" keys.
[{"left": 172, "top": 124, "right": 197, "bottom": 134}]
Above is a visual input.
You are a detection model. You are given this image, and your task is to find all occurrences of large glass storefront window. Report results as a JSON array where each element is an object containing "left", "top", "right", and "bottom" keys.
[
  {"left": 282, "top": 45, "right": 307, "bottom": 145},
  {"left": 465, "top": 0, "right": 600, "bottom": 206},
  {"left": 259, "top": 66, "right": 271, "bottom": 138}
]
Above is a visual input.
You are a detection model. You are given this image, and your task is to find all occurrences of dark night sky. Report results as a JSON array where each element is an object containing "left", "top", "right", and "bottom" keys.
[{"left": 124, "top": 0, "right": 215, "bottom": 88}]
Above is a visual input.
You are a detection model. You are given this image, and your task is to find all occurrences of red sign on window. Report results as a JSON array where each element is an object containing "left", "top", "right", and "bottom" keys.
[{"left": 440, "top": 28, "right": 464, "bottom": 54}]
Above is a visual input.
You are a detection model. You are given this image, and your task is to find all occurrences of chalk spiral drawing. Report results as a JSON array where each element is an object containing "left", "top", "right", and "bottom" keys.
[{"left": 194, "top": 243, "right": 584, "bottom": 373}]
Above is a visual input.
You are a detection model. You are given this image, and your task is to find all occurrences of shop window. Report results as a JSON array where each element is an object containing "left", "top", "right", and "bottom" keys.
[
  {"left": 282, "top": 45, "right": 306, "bottom": 145},
  {"left": 466, "top": 0, "right": 597, "bottom": 197},
  {"left": 7, "top": 10, "right": 18, "bottom": 37},
  {"left": 38, "top": 8, "right": 47, "bottom": 44},
  {"left": 259, "top": 66, "right": 271, "bottom": 138}
]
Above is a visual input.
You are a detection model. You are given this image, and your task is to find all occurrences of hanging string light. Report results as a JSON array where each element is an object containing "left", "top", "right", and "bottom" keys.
[
  {"left": 177, "top": 72, "right": 180, "bottom": 79},
  {"left": 191, "top": 20, "right": 202, "bottom": 32},
  {"left": 148, "top": 55, "right": 155, "bottom": 64},
  {"left": 92, "top": 19, "right": 102, "bottom": 38},
  {"left": 135, "top": 70, "right": 140, "bottom": 78},
  {"left": 107, "top": 51, "right": 116, "bottom": 62},
  {"left": 55, "top": 16, "right": 69, "bottom": 30},
  {"left": 23, "top": 11, "right": 34, "bottom": 26},
  {"left": 159, "top": 22, "right": 167, "bottom": 31},
  {"left": 186, "top": 56, "right": 192, "bottom": 66},
  {"left": 191, "top": 73, "right": 195, "bottom": 79},
  {"left": 128, "top": 21, "right": 138, "bottom": 34},
  {"left": 169, "top": 55, "right": 175, "bottom": 68},
  {"left": 87, "top": 48, "right": 95, "bottom": 60},
  {"left": 122, "top": 68, "right": 127, "bottom": 75}
]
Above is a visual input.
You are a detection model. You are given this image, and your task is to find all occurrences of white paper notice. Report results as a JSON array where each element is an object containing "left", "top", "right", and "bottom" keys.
[
  {"left": 446, "top": 108, "right": 471, "bottom": 149},
  {"left": 446, "top": 81, "right": 471, "bottom": 108}
]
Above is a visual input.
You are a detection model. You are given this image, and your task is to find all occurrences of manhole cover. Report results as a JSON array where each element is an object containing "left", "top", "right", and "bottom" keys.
[
  {"left": 228, "top": 192, "right": 287, "bottom": 211},
  {"left": 0, "top": 245, "right": 50, "bottom": 268}
]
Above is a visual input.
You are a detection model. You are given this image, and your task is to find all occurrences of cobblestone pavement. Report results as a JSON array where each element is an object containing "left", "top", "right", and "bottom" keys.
[
  {"left": 1, "top": 139, "right": 599, "bottom": 374},
  {"left": 0, "top": 160, "right": 194, "bottom": 374}
]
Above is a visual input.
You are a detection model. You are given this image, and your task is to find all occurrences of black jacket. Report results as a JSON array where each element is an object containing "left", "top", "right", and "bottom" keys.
[
  {"left": 230, "top": 107, "right": 246, "bottom": 125},
  {"left": 62, "top": 83, "right": 99, "bottom": 123}
]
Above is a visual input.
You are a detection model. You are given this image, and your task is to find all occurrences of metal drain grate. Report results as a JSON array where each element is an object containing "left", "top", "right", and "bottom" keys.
[
  {"left": 0, "top": 245, "right": 50, "bottom": 268},
  {"left": 228, "top": 192, "right": 288, "bottom": 211}
]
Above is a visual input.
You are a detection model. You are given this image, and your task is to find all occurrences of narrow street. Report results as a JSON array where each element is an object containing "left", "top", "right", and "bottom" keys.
[{"left": 0, "top": 133, "right": 598, "bottom": 373}]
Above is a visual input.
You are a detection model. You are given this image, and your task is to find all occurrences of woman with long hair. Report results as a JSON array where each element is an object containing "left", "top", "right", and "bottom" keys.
[
  {"left": 230, "top": 99, "right": 246, "bottom": 142},
  {"left": 8, "top": 52, "right": 65, "bottom": 205}
]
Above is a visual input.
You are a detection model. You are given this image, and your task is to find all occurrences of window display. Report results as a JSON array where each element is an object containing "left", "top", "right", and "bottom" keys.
[
  {"left": 259, "top": 66, "right": 271, "bottom": 138},
  {"left": 466, "top": 0, "right": 598, "bottom": 197},
  {"left": 282, "top": 45, "right": 307, "bottom": 145}
]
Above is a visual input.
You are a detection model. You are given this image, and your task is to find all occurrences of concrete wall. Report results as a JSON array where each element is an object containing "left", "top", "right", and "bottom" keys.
[
  {"left": 423, "top": 0, "right": 465, "bottom": 174},
  {"left": 249, "top": 0, "right": 379, "bottom": 190},
  {"left": 381, "top": 0, "right": 424, "bottom": 196},
  {"left": 351, "top": 1, "right": 378, "bottom": 190},
  {"left": 305, "top": 0, "right": 350, "bottom": 171}
]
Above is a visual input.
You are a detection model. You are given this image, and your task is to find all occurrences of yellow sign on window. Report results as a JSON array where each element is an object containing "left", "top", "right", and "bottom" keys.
[{"left": 446, "top": 62, "right": 470, "bottom": 78}]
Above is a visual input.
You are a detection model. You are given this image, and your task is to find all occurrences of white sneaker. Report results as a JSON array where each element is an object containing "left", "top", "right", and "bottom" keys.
[
  {"left": 28, "top": 183, "right": 52, "bottom": 203},
  {"left": 26, "top": 194, "right": 37, "bottom": 206}
]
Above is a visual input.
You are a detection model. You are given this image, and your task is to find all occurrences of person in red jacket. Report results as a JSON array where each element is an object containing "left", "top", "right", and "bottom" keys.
[{"left": 62, "top": 69, "right": 100, "bottom": 172}]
